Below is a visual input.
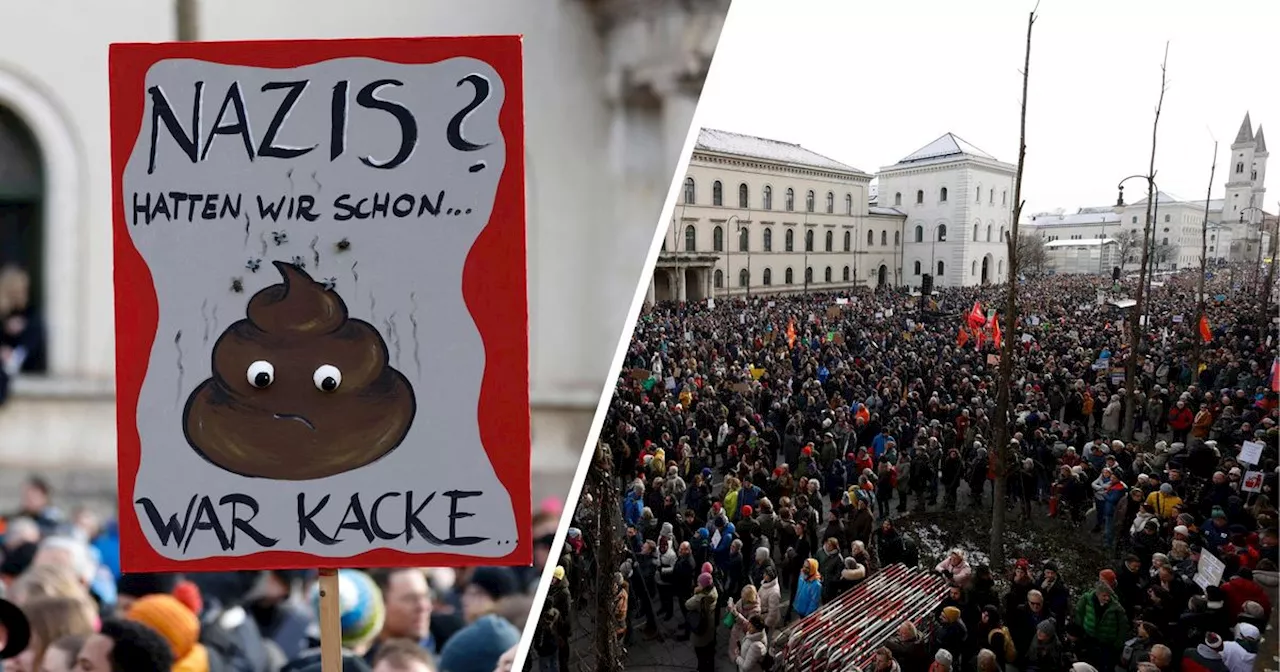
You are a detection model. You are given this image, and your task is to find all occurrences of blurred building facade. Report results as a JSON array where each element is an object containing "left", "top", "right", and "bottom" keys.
[{"left": 0, "top": 0, "right": 727, "bottom": 509}]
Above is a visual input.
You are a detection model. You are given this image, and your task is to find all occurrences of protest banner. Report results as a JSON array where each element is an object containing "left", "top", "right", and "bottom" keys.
[
  {"left": 1193, "top": 550, "right": 1225, "bottom": 590},
  {"left": 1239, "top": 440, "right": 1264, "bottom": 465},
  {"left": 1242, "top": 471, "right": 1264, "bottom": 493},
  {"left": 110, "top": 37, "right": 528, "bottom": 575}
]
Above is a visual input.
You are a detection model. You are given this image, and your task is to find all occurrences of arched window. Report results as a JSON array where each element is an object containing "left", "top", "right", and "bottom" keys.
[
  {"left": 1002, "top": 190, "right": 1007, "bottom": 206},
  {"left": 826, "top": 191, "right": 835, "bottom": 213},
  {"left": 763, "top": 268, "right": 773, "bottom": 286},
  {"left": 739, "top": 268, "right": 749, "bottom": 287},
  {"left": 805, "top": 267, "right": 813, "bottom": 284},
  {"left": 1131, "top": 216, "right": 1137, "bottom": 224},
  {"left": 971, "top": 260, "right": 977, "bottom": 275},
  {"left": 880, "top": 230, "right": 887, "bottom": 246},
  {"left": 845, "top": 193, "right": 853, "bottom": 215},
  {"left": 785, "top": 229, "right": 795, "bottom": 252},
  {"left": 998, "top": 260, "right": 1005, "bottom": 275},
  {"left": 825, "top": 230, "right": 834, "bottom": 252},
  {"left": 937, "top": 260, "right": 945, "bottom": 277},
  {"left": 867, "top": 229, "right": 874, "bottom": 246},
  {"left": 739, "top": 227, "right": 749, "bottom": 252},
  {"left": 913, "top": 260, "right": 922, "bottom": 275},
  {"left": 843, "top": 230, "right": 852, "bottom": 252},
  {"left": 1000, "top": 226, "right": 1006, "bottom": 241},
  {"left": 1163, "top": 214, "right": 1170, "bottom": 223},
  {"left": 763, "top": 186, "right": 773, "bottom": 210},
  {"left": 916, "top": 190, "right": 924, "bottom": 204},
  {"left": 824, "top": 266, "right": 832, "bottom": 282},
  {"left": 712, "top": 180, "right": 723, "bottom": 206},
  {"left": 843, "top": 266, "right": 850, "bottom": 281},
  {"left": 915, "top": 225, "right": 924, "bottom": 243},
  {"left": 940, "top": 187, "right": 948, "bottom": 202},
  {"left": 937, "top": 224, "right": 947, "bottom": 242},
  {"left": 986, "top": 225, "right": 992, "bottom": 242},
  {"left": 684, "top": 225, "right": 696, "bottom": 251},
  {"left": 805, "top": 229, "right": 814, "bottom": 252},
  {"left": 683, "top": 177, "right": 695, "bottom": 204},
  {"left": 974, "top": 223, "right": 979, "bottom": 241},
  {"left": 976, "top": 186, "right": 981, "bottom": 203},
  {"left": 712, "top": 225, "right": 723, "bottom": 252},
  {"left": 805, "top": 190, "right": 815, "bottom": 212},
  {"left": 894, "top": 231, "right": 900, "bottom": 246},
  {"left": 714, "top": 269, "right": 723, "bottom": 288},
  {"left": 785, "top": 267, "right": 794, "bottom": 284},
  {"left": 764, "top": 228, "right": 773, "bottom": 251},
  {"left": 738, "top": 183, "right": 749, "bottom": 208},
  {"left": 989, "top": 188, "right": 994, "bottom": 204},
  {"left": 785, "top": 188, "right": 795, "bottom": 211},
  {"left": 894, "top": 192, "right": 902, "bottom": 206}
]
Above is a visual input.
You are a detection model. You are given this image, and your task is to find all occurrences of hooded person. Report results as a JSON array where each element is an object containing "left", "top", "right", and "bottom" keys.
[
  {"left": 126, "top": 594, "right": 217, "bottom": 672},
  {"left": 1220, "top": 623, "right": 1259, "bottom": 672},
  {"left": 436, "top": 614, "right": 520, "bottom": 672},
  {"left": 1181, "top": 632, "right": 1228, "bottom": 672}
]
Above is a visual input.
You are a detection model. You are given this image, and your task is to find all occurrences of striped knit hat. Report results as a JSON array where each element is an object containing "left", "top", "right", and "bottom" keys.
[{"left": 308, "top": 570, "right": 384, "bottom": 649}]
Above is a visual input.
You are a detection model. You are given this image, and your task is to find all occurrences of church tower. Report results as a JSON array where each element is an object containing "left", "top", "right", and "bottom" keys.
[{"left": 1223, "top": 113, "right": 1268, "bottom": 260}]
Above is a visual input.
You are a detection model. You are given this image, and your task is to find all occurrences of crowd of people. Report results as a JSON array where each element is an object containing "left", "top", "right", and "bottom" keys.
[
  {"left": 538, "top": 265, "right": 1278, "bottom": 672},
  {"left": 0, "top": 480, "right": 565, "bottom": 672}
]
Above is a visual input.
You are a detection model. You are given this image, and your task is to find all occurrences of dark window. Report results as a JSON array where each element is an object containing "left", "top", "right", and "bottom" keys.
[
  {"left": 845, "top": 193, "right": 853, "bottom": 215},
  {"left": 739, "top": 268, "right": 749, "bottom": 287},
  {"left": 842, "top": 266, "right": 850, "bottom": 281},
  {"left": 805, "top": 229, "right": 814, "bottom": 252},
  {"left": 824, "top": 266, "right": 832, "bottom": 282},
  {"left": 684, "top": 225, "right": 696, "bottom": 251},
  {"left": 683, "top": 177, "right": 695, "bottom": 204},
  {"left": 826, "top": 191, "right": 834, "bottom": 213},
  {"left": 805, "top": 190, "right": 815, "bottom": 212},
  {"left": 712, "top": 180, "right": 723, "bottom": 206},
  {"left": 785, "top": 229, "right": 794, "bottom": 251},
  {"left": 880, "top": 230, "right": 887, "bottom": 246},
  {"left": 915, "top": 225, "right": 924, "bottom": 243},
  {"left": 825, "top": 230, "right": 834, "bottom": 252},
  {"left": 938, "top": 224, "right": 947, "bottom": 242},
  {"left": 867, "top": 229, "right": 874, "bottom": 246},
  {"left": 763, "top": 186, "right": 773, "bottom": 210},
  {"left": 843, "top": 230, "right": 852, "bottom": 251},
  {"left": 712, "top": 226, "right": 723, "bottom": 251},
  {"left": 916, "top": 190, "right": 924, "bottom": 204},
  {"left": 894, "top": 192, "right": 902, "bottom": 206},
  {"left": 940, "top": 187, "right": 948, "bottom": 202},
  {"left": 764, "top": 228, "right": 773, "bottom": 251},
  {"left": 739, "top": 227, "right": 749, "bottom": 252},
  {"left": 913, "top": 260, "right": 921, "bottom": 275},
  {"left": 785, "top": 188, "right": 795, "bottom": 211},
  {"left": 714, "top": 269, "right": 723, "bottom": 288},
  {"left": 785, "top": 267, "right": 793, "bottom": 284},
  {"left": 738, "top": 183, "right": 749, "bottom": 208},
  {"left": 763, "top": 268, "right": 773, "bottom": 286}
]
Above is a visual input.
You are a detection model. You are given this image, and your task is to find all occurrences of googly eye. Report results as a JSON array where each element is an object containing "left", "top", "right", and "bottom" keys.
[
  {"left": 247, "top": 360, "right": 274, "bottom": 388},
  {"left": 313, "top": 364, "right": 342, "bottom": 392}
]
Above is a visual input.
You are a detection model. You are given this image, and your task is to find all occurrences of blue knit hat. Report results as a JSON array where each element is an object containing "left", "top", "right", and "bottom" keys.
[
  {"left": 437, "top": 615, "right": 519, "bottom": 672},
  {"left": 308, "top": 570, "right": 384, "bottom": 649}
]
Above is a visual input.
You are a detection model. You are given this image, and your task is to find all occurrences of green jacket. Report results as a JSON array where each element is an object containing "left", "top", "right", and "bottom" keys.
[{"left": 1074, "top": 591, "right": 1128, "bottom": 649}]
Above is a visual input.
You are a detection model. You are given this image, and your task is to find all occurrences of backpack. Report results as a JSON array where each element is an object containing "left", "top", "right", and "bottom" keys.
[
  {"left": 761, "top": 650, "right": 776, "bottom": 670},
  {"left": 991, "top": 626, "right": 1016, "bottom": 662}
]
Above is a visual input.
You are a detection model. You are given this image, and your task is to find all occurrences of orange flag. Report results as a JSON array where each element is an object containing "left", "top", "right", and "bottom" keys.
[
  {"left": 967, "top": 301, "right": 987, "bottom": 331},
  {"left": 957, "top": 326, "right": 970, "bottom": 348},
  {"left": 991, "top": 315, "right": 1002, "bottom": 349},
  {"left": 786, "top": 318, "right": 797, "bottom": 349},
  {"left": 1199, "top": 316, "right": 1212, "bottom": 343}
]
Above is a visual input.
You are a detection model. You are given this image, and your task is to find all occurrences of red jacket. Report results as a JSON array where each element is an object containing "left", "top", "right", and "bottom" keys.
[
  {"left": 1220, "top": 576, "right": 1271, "bottom": 619},
  {"left": 1168, "top": 406, "right": 1194, "bottom": 431}
]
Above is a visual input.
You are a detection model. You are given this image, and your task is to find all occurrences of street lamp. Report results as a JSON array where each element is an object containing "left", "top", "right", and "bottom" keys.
[
  {"left": 1113, "top": 173, "right": 1159, "bottom": 441},
  {"left": 724, "top": 214, "right": 743, "bottom": 300}
]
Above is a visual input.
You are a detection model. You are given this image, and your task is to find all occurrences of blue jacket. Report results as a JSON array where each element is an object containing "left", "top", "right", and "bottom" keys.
[
  {"left": 793, "top": 576, "right": 822, "bottom": 617},
  {"left": 713, "top": 523, "right": 737, "bottom": 567},
  {"left": 623, "top": 492, "right": 644, "bottom": 527},
  {"left": 1201, "top": 519, "right": 1231, "bottom": 551},
  {"left": 872, "top": 434, "right": 896, "bottom": 459}
]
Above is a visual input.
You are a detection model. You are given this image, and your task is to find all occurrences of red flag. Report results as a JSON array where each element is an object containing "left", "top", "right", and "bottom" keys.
[
  {"left": 786, "top": 318, "right": 797, "bottom": 349},
  {"left": 975, "top": 328, "right": 985, "bottom": 350},
  {"left": 991, "top": 315, "right": 1002, "bottom": 349},
  {"left": 1199, "top": 316, "right": 1212, "bottom": 343},
  {"left": 957, "top": 326, "right": 970, "bottom": 348},
  {"left": 1271, "top": 358, "right": 1280, "bottom": 392},
  {"left": 967, "top": 301, "right": 987, "bottom": 331}
]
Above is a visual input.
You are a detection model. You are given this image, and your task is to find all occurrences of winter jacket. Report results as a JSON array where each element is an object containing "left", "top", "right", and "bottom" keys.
[
  {"left": 735, "top": 630, "right": 768, "bottom": 672},
  {"left": 758, "top": 578, "right": 783, "bottom": 629},
  {"left": 684, "top": 588, "right": 718, "bottom": 647},
  {"left": 792, "top": 575, "right": 822, "bottom": 618},
  {"left": 1073, "top": 591, "right": 1128, "bottom": 650}
]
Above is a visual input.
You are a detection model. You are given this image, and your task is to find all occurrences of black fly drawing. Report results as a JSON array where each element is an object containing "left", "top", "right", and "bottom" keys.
[
  {"left": 335, "top": 237, "right": 352, "bottom": 253},
  {"left": 230, "top": 277, "right": 244, "bottom": 293},
  {"left": 272, "top": 231, "right": 289, "bottom": 246},
  {"left": 322, "top": 277, "right": 338, "bottom": 291},
  {"left": 245, "top": 258, "right": 262, "bottom": 273}
]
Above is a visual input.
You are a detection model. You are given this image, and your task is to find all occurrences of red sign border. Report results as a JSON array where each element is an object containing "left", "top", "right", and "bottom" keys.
[{"left": 109, "top": 36, "right": 530, "bottom": 572}]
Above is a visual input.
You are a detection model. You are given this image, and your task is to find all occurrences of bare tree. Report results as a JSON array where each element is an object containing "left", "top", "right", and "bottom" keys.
[
  {"left": 1016, "top": 233, "right": 1048, "bottom": 276},
  {"left": 1264, "top": 208, "right": 1280, "bottom": 342},
  {"left": 1113, "top": 229, "right": 1142, "bottom": 268},
  {"left": 1192, "top": 142, "right": 1217, "bottom": 376},
  {"left": 175, "top": 0, "right": 199, "bottom": 40},
  {"left": 1122, "top": 43, "right": 1169, "bottom": 441},
  {"left": 990, "top": 5, "right": 1036, "bottom": 569}
]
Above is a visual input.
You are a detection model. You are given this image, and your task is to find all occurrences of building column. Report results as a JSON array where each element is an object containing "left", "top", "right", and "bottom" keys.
[
  {"left": 676, "top": 267, "right": 687, "bottom": 302},
  {"left": 646, "top": 273, "right": 656, "bottom": 304}
]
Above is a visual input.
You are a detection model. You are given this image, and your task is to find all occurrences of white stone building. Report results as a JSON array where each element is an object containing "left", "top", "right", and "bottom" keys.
[
  {"left": 1027, "top": 113, "right": 1271, "bottom": 271},
  {"left": 877, "top": 133, "right": 1015, "bottom": 288},
  {"left": 0, "top": 0, "right": 727, "bottom": 507},
  {"left": 650, "top": 128, "right": 906, "bottom": 301}
]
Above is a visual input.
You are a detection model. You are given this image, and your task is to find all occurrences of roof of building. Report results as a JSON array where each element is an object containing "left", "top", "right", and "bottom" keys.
[
  {"left": 1027, "top": 210, "right": 1120, "bottom": 227},
  {"left": 870, "top": 206, "right": 907, "bottom": 217},
  {"left": 889, "top": 132, "right": 1000, "bottom": 168},
  {"left": 1256, "top": 125, "right": 1268, "bottom": 153},
  {"left": 696, "top": 128, "right": 867, "bottom": 174},
  {"left": 1130, "top": 191, "right": 1188, "bottom": 205},
  {"left": 1235, "top": 113, "right": 1254, "bottom": 145},
  {"left": 1044, "top": 238, "right": 1117, "bottom": 248}
]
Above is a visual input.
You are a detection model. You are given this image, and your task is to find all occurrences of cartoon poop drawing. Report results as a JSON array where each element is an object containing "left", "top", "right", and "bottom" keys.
[{"left": 183, "top": 262, "right": 416, "bottom": 480}]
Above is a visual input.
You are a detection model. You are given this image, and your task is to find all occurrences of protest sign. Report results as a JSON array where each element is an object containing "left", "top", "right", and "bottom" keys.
[
  {"left": 1193, "top": 550, "right": 1225, "bottom": 590},
  {"left": 1239, "top": 440, "right": 1264, "bottom": 465},
  {"left": 110, "top": 37, "right": 528, "bottom": 572},
  {"left": 1242, "top": 471, "right": 1264, "bottom": 493}
]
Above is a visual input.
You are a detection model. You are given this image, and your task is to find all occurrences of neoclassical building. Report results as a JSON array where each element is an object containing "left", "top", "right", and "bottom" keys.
[
  {"left": 0, "top": 0, "right": 727, "bottom": 507},
  {"left": 651, "top": 129, "right": 906, "bottom": 301},
  {"left": 1026, "top": 113, "right": 1271, "bottom": 271},
  {"left": 650, "top": 128, "right": 1020, "bottom": 302},
  {"left": 877, "top": 133, "right": 1015, "bottom": 288}
]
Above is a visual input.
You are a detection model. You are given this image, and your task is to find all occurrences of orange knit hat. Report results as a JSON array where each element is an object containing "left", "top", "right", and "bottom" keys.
[{"left": 127, "top": 593, "right": 199, "bottom": 659}]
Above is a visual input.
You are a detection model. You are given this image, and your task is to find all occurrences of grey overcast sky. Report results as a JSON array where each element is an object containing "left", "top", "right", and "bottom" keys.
[{"left": 696, "top": 0, "right": 1279, "bottom": 217}]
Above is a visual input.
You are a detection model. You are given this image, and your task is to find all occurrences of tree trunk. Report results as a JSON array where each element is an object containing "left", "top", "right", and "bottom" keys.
[
  {"left": 1261, "top": 207, "right": 1279, "bottom": 344},
  {"left": 593, "top": 448, "right": 621, "bottom": 672},
  {"left": 1122, "top": 43, "right": 1168, "bottom": 441},
  {"left": 1192, "top": 142, "right": 1216, "bottom": 378},
  {"left": 990, "top": 7, "right": 1036, "bottom": 569}
]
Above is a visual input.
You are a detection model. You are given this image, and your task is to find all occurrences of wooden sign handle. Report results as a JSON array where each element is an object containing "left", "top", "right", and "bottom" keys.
[{"left": 317, "top": 568, "right": 342, "bottom": 672}]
